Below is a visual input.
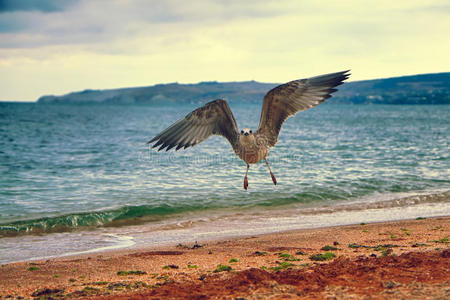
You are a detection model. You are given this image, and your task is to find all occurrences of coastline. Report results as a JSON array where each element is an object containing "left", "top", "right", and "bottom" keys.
[
  {"left": 1, "top": 189, "right": 448, "bottom": 265},
  {"left": 1, "top": 216, "right": 448, "bottom": 299}
]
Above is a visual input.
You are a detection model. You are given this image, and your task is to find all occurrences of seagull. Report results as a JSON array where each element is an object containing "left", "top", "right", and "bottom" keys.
[{"left": 148, "top": 70, "right": 350, "bottom": 190}]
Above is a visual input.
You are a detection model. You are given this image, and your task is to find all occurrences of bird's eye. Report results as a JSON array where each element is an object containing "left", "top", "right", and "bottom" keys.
[
  {"left": 241, "top": 130, "right": 244, "bottom": 134},
  {"left": 249, "top": 130, "right": 252, "bottom": 133}
]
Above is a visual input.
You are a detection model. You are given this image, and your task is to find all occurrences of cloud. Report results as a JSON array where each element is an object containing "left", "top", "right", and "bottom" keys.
[
  {"left": 0, "top": 0, "right": 287, "bottom": 47},
  {"left": 417, "top": 3, "right": 450, "bottom": 13},
  {"left": 0, "top": 0, "right": 77, "bottom": 13},
  {"left": 1, "top": 0, "right": 449, "bottom": 100},
  {"left": 0, "top": 13, "right": 29, "bottom": 32}
]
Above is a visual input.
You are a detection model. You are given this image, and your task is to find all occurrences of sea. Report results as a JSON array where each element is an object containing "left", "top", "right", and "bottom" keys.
[{"left": 0, "top": 102, "right": 449, "bottom": 264}]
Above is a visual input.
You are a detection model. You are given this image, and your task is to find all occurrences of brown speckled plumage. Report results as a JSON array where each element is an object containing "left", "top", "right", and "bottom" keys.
[{"left": 148, "top": 70, "right": 350, "bottom": 189}]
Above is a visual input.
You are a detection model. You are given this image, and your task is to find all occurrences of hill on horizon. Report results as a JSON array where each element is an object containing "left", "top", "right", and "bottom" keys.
[{"left": 37, "top": 72, "right": 450, "bottom": 105}]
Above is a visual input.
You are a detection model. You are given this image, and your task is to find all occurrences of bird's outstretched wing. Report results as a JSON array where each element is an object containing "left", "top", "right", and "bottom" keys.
[
  {"left": 256, "top": 70, "right": 350, "bottom": 147},
  {"left": 148, "top": 99, "right": 239, "bottom": 151}
]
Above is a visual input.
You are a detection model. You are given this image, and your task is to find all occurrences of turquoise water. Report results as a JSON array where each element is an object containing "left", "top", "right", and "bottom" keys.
[{"left": 0, "top": 102, "right": 449, "bottom": 263}]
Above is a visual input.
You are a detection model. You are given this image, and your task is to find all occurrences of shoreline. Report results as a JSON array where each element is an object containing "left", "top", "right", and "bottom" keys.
[
  {"left": 1, "top": 189, "right": 449, "bottom": 265},
  {"left": 1, "top": 216, "right": 448, "bottom": 299}
]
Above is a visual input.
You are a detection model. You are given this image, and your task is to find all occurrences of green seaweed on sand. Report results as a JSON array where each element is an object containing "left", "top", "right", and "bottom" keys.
[
  {"left": 28, "top": 266, "right": 39, "bottom": 271},
  {"left": 284, "top": 257, "right": 302, "bottom": 261},
  {"left": 187, "top": 264, "right": 198, "bottom": 269},
  {"left": 162, "top": 264, "right": 179, "bottom": 270},
  {"left": 107, "top": 283, "right": 129, "bottom": 291},
  {"left": 31, "top": 288, "right": 65, "bottom": 298},
  {"left": 278, "top": 253, "right": 301, "bottom": 261},
  {"left": 270, "top": 261, "right": 294, "bottom": 271},
  {"left": 300, "top": 263, "right": 311, "bottom": 267},
  {"left": 321, "top": 245, "right": 339, "bottom": 251},
  {"left": 381, "top": 248, "right": 393, "bottom": 257},
  {"left": 156, "top": 275, "right": 169, "bottom": 280},
  {"left": 386, "top": 231, "right": 397, "bottom": 239},
  {"left": 176, "top": 242, "right": 204, "bottom": 249},
  {"left": 228, "top": 258, "right": 239, "bottom": 263},
  {"left": 278, "top": 253, "right": 291, "bottom": 258},
  {"left": 373, "top": 244, "right": 400, "bottom": 251},
  {"left": 214, "top": 264, "right": 232, "bottom": 272},
  {"left": 309, "top": 252, "right": 336, "bottom": 261},
  {"left": 106, "top": 282, "right": 149, "bottom": 291},
  {"left": 431, "top": 237, "right": 449, "bottom": 244},
  {"left": 348, "top": 243, "right": 400, "bottom": 251},
  {"left": 348, "top": 243, "right": 362, "bottom": 249},
  {"left": 117, "top": 270, "right": 147, "bottom": 276}
]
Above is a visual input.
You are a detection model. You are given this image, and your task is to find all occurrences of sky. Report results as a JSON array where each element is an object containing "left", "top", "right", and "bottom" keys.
[{"left": 0, "top": 0, "right": 449, "bottom": 101}]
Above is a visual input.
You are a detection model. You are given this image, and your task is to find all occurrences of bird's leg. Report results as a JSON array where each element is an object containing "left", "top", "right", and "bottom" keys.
[
  {"left": 265, "top": 159, "right": 277, "bottom": 185},
  {"left": 244, "top": 163, "right": 249, "bottom": 190}
]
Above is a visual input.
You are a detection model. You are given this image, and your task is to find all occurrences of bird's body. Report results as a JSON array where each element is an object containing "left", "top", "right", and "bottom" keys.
[
  {"left": 236, "top": 130, "right": 269, "bottom": 164},
  {"left": 148, "top": 71, "right": 350, "bottom": 189}
]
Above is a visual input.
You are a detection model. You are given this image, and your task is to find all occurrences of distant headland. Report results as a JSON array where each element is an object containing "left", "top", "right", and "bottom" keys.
[{"left": 37, "top": 72, "right": 450, "bottom": 105}]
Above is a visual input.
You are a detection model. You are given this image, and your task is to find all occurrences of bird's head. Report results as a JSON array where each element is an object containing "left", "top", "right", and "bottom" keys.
[{"left": 239, "top": 128, "right": 255, "bottom": 144}]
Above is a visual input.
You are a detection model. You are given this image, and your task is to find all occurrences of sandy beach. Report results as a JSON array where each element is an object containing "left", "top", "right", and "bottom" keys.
[{"left": 0, "top": 216, "right": 448, "bottom": 299}]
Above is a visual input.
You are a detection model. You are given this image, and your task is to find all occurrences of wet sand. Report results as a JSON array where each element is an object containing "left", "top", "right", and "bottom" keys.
[{"left": 1, "top": 216, "right": 448, "bottom": 299}]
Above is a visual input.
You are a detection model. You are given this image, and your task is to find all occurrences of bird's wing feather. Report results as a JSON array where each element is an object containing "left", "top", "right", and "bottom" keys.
[
  {"left": 256, "top": 70, "right": 350, "bottom": 147},
  {"left": 148, "top": 99, "right": 239, "bottom": 151}
]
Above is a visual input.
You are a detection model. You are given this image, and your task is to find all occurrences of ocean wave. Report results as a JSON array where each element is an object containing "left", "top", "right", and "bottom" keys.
[
  {"left": 1, "top": 190, "right": 448, "bottom": 237},
  {"left": 0, "top": 204, "right": 200, "bottom": 237},
  {"left": 292, "top": 190, "right": 450, "bottom": 215}
]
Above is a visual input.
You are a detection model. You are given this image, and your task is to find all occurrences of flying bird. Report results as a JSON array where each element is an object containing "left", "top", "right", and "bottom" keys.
[{"left": 148, "top": 71, "right": 350, "bottom": 190}]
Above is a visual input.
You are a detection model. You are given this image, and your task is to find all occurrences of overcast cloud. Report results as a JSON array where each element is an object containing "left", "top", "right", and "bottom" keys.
[{"left": 0, "top": 0, "right": 449, "bottom": 101}]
